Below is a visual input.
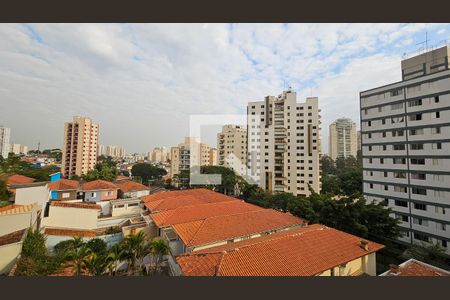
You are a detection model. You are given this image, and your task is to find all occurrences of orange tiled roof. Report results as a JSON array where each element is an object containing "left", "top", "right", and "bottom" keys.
[
  {"left": 116, "top": 175, "right": 129, "bottom": 181},
  {"left": 176, "top": 224, "right": 385, "bottom": 276},
  {"left": 173, "top": 209, "right": 306, "bottom": 248},
  {"left": 0, "top": 204, "right": 35, "bottom": 215},
  {"left": 48, "top": 179, "right": 80, "bottom": 191},
  {"left": 7, "top": 174, "right": 36, "bottom": 185},
  {"left": 141, "top": 189, "right": 237, "bottom": 213},
  {"left": 115, "top": 180, "right": 149, "bottom": 192},
  {"left": 81, "top": 179, "right": 118, "bottom": 191},
  {"left": 151, "top": 200, "right": 264, "bottom": 227},
  {"left": 381, "top": 259, "right": 450, "bottom": 276},
  {"left": 0, "top": 229, "right": 27, "bottom": 246},
  {"left": 50, "top": 201, "right": 101, "bottom": 210},
  {"left": 44, "top": 228, "right": 97, "bottom": 237}
]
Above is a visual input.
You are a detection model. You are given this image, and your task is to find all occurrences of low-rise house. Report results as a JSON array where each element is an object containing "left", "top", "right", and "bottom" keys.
[
  {"left": 6, "top": 174, "right": 35, "bottom": 199},
  {"left": 110, "top": 198, "right": 144, "bottom": 217},
  {"left": 12, "top": 182, "right": 50, "bottom": 219},
  {"left": 379, "top": 259, "right": 450, "bottom": 276},
  {"left": 43, "top": 201, "right": 101, "bottom": 230},
  {"left": 48, "top": 179, "right": 82, "bottom": 201},
  {"left": 82, "top": 180, "right": 119, "bottom": 202},
  {"left": 176, "top": 224, "right": 385, "bottom": 276},
  {"left": 115, "top": 180, "right": 150, "bottom": 198}
]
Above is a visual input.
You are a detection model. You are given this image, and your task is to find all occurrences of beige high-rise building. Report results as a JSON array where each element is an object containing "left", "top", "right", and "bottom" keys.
[
  {"left": 9, "top": 144, "right": 28, "bottom": 155},
  {"left": 247, "top": 90, "right": 322, "bottom": 196},
  {"left": 148, "top": 147, "right": 170, "bottom": 163},
  {"left": 169, "top": 137, "right": 217, "bottom": 179},
  {"left": 329, "top": 117, "right": 358, "bottom": 160},
  {"left": 62, "top": 116, "right": 99, "bottom": 178},
  {"left": 106, "top": 145, "right": 126, "bottom": 158},
  {"left": 0, "top": 126, "right": 10, "bottom": 159},
  {"left": 217, "top": 125, "right": 247, "bottom": 177}
]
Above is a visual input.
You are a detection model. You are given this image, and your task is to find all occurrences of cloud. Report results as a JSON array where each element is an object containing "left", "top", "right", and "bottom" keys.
[{"left": 0, "top": 23, "right": 448, "bottom": 154}]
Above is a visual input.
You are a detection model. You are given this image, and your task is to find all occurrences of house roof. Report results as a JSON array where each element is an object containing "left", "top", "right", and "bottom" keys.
[
  {"left": 172, "top": 209, "right": 306, "bottom": 248},
  {"left": 176, "top": 224, "right": 385, "bottom": 276},
  {"left": 141, "top": 188, "right": 236, "bottom": 213},
  {"left": 48, "top": 179, "right": 80, "bottom": 191},
  {"left": 81, "top": 180, "right": 118, "bottom": 191},
  {"left": 115, "top": 180, "right": 149, "bottom": 192},
  {"left": 151, "top": 200, "right": 264, "bottom": 227},
  {"left": 379, "top": 259, "right": 450, "bottom": 276},
  {"left": 115, "top": 175, "right": 130, "bottom": 181},
  {"left": 44, "top": 228, "right": 97, "bottom": 237},
  {"left": 0, "top": 204, "right": 35, "bottom": 215},
  {"left": 0, "top": 229, "right": 27, "bottom": 246},
  {"left": 50, "top": 201, "right": 101, "bottom": 210},
  {"left": 6, "top": 174, "right": 36, "bottom": 185}
]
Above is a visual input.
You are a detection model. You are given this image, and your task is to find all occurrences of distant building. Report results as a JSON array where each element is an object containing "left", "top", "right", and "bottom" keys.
[
  {"left": 81, "top": 180, "right": 119, "bottom": 202},
  {"left": 9, "top": 144, "right": 28, "bottom": 155},
  {"left": 169, "top": 137, "right": 218, "bottom": 179},
  {"left": 357, "top": 130, "right": 361, "bottom": 151},
  {"left": 148, "top": 147, "right": 170, "bottom": 163},
  {"left": 379, "top": 259, "right": 450, "bottom": 276},
  {"left": 217, "top": 125, "right": 248, "bottom": 177},
  {"left": 106, "top": 145, "right": 126, "bottom": 158},
  {"left": 98, "top": 144, "right": 106, "bottom": 156},
  {"left": 0, "top": 126, "right": 11, "bottom": 159},
  {"left": 61, "top": 116, "right": 99, "bottom": 178},
  {"left": 247, "top": 90, "right": 322, "bottom": 196},
  {"left": 329, "top": 117, "right": 358, "bottom": 160},
  {"left": 115, "top": 180, "right": 150, "bottom": 198}
]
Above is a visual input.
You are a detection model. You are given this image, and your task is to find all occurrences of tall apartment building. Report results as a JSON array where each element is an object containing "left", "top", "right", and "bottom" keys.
[
  {"left": 98, "top": 144, "right": 106, "bottom": 156},
  {"left": 247, "top": 90, "right": 322, "bottom": 196},
  {"left": 360, "top": 45, "right": 450, "bottom": 253},
  {"left": 148, "top": 147, "right": 170, "bottom": 163},
  {"left": 0, "top": 126, "right": 11, "bottom": 159},
  {"left": 10, "top": 144, "right": 28, "bottom": 155},
  {"left": 106, "top": 145, "right": 126, "bottom": 158},
  {"left": 217, "top": 125, "right": 248, "bottom": 177},
  {"left": 329, "top": 117, "right": 358, "bottom": 160},
  {"left": 61, "top": 116, "right": 99, "bottom": 178},
  {"left": 169, "top": 137, "right": 217, "bottom": 179},
  {"left": 357, "top": 130, "right": 362, "bottom": 151}
]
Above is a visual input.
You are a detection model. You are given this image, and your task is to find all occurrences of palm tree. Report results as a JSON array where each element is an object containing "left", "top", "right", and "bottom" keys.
[
  {"left": 149, "top": 238, "right": 171, "bottom": 274},
  {"left": 65, "top": 244, "right": 92, "bottom": 276},
  {"left": 84, "top": 252, "right": 109, "bottom": 276},
  {"left": 120, "top": 231, "right": 148, "bottom": 275},
  {"left": 106, "top": 244, "right": 125, "bottom": 276}
]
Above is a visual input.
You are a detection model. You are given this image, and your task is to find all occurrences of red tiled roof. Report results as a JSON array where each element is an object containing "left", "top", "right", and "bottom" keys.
[
  {"left": 116, "top": 175, "right": 129, "bottom": 181},
  {"left": 141, "top": 189, "right": 237, "bottom": 213},
  {"left": 151, "top": 200, "right": 264, "bottom": 227},
  {"left": 0, "top": 229, "right": 27, "bottom": 246},
  {"left": 81, "top": 180, "right": 118, "bottom": 191},
  {"left": 50, "top": 201, "right": 101, "bottom": 210},
  {"left": 0, "top": 204, "right": 35, "bottom": 215},
  {"left": 115, "top": 180, "right": 149, "bottom": 192},
  {"left": 48, "top": 179, "right": 80, "bottom": 191},
  {"left": 173, "top": 209, "right": 306, "bottom": 248},
  {"left": 381, "top": 259, "right": 450, "bottom": 276},
  {"left": 44, "top": 228, "right": 97, "bottom": 237},
  {"left": 176, "top": 224, "right": 385, "bottom": 276},
  {"left": 7, "top": 174, "right": 35, "bottom": 185}
]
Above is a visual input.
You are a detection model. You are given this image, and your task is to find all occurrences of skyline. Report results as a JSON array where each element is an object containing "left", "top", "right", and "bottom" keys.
[{"left": 2, "top": 23, "right": 450, "bottom": 153}]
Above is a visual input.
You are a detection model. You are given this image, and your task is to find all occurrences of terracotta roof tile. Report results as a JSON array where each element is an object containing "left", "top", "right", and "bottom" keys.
[
  {"left": 115, "top": 180, "right": 149, "bottom": 192},
  {"left": 173, "top": 209, "right": 306, "bottom": 248},
  {"left": 381, "top": 259, "right": 450, "bottom": 276},
  {"left": 151, "top": 201, "right": 264, "bottom": 227},
  {"left": 7, "top": 174, "right": 35, "bottom": 185},
  {"left": 177, "top": 224, "right": 385, "bottom": 276},
  {"left": 0, "top": 204, "right": 35, "bottom": 215},
  {"left": 44, "top": 228, "right": 97, "bottom": 237},
  {"left": 81, "top": 180, "right": 118, "bottom": 191},
  {"left": 0, "top": 229, "right": 27, "bottom": 246},
  {"left": 50, "top": 201, "right": 101, "bottom": 210},
  {"left": 48, "top": 179, "right": 80, "bottom": 191}
]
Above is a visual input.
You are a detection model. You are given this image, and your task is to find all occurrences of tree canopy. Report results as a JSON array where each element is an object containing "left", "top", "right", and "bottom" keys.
[{"left": 131, "top": 163, "right": 167, "bottom": 183}]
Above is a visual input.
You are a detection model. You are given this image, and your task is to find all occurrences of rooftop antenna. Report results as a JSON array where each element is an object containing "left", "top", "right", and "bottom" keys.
[
  {"left": 416, "top": 31, "right": 430, "bottom": 53},
  {"left": 37, "top": 141, "right": 40, "bottom": 152}
]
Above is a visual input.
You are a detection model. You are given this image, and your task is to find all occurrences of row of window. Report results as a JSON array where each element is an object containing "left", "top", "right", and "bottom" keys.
[
  {"left": 250, "top": 104, "right": 313, "bottom": 110},
  {"left": 366, "top": 142, "right": 443, "bottom": 151},
  {"left": 365, "top": 126, "right": 442, "bottom": 139},
  {"left": 368, "top": 184, "right": 447, "bottom": 197},
  {"left": 366, "top": 157, "right": 444, "bottom": 165}
]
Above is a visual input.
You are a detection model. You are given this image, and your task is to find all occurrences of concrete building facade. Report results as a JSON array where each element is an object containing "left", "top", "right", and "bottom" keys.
[
  {"left": 0, "top": 126, "right": 11, "bottom": 159},
  {"left": 106, "top": 145, "right": 126, "bottom": 158},
  {"left": 61, "top": 116, "right": 99, "bottom": 178},
  {"left": 217, "top": 125, "right": 248, "bottom": 177},
  {"left": 247, "top": 90, "right": 322, "bottom": 196},
  {"left": 329, "top": 117, "right": 358, "bottom": 160},
  {"left": 360, "top": 45, "right": 450, "bottom": 253},
  {"left": 148, "top": 147, "right": 170, "bottom": 163}
]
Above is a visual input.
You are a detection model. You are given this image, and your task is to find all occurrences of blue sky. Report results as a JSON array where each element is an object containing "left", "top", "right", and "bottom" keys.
[{"left": 1, "top": 23, "right": 449, "bottom": 153}]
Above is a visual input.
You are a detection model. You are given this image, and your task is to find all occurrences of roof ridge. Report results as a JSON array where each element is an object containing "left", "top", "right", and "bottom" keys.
[
  {"left": 214, "top": 252, "right": 226, "bottom": 276},
  {"left": 187, "top": 219, "right": 207, "bottom": 246}
]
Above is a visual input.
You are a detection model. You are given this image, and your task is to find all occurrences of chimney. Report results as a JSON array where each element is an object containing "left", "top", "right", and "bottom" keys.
[
  {"left": 389, "top": 264, "right": 400, "bottom": 274},
  {"left": 360, "top": 240, "right": 369, "bottom": 251}
]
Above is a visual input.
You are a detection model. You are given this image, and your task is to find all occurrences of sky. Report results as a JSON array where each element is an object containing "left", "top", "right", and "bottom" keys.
[{"left": 1, "top": 23, "right": 450, "bottom": 154}]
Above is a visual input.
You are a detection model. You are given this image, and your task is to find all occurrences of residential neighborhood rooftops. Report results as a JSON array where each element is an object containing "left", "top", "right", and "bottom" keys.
[
  {"left": 9, "top": 181, "right": 48, "bottom": 189},
  {"left": 50, "top": 201, "right": 101, "bottom": 210},
  {"left": 81, "top": 180, "right": 118, "bottom": 191},
  {"left": 176, "top": 224, "right": 385, "bottom": 276},
  {"left": 151, "top": 200, "right": 264, "bottom": 227},
  {"left": 48, "top": 178, "right": 80, "bottom": 191},
  {"left": 115, "top": 175, "right": 130, "bottom": 181},
  {"left": 172, "top": 209, "right": 306, "bottom": 248},
  {"left": 115, "top": 180, "right": 149, "bottom": 192},
  {"left": 141, "top": 189, "right": 237, "bottom": 213},
  {"left": 379, "top": 259, "right": 450, "bottom": 276},
  {"left": 44, "top": 228, "right": 97, "bottom": 238},
  {"left": 6, "top": 174, "right": 36, "bottom": 185},
  {"left": 0, "top": 203, "right": 35, "bottom": 215}
]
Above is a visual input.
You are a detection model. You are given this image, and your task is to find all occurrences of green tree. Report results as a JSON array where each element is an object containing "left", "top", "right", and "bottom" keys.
[
  {"left": 84, "top": 252, "right": 109, "bottom": 276},
  {"left": 0, "top": 176, "right": 12, "bottom": 202},
  {"left": 65, "top": 244, "right": 92, "bottom": 276},
  {"left": 320, "top": 155, "right": 336, "bottom": 175},
  {"left": 131, "top": 163, "right": 167, "bottom": 183},
  {"left": 82, "top": 162, "right": 118, "bottom": 182},
  {"left": 120, "top": 231, "right": 149, "bottom": 275},
  {"left": 85, "top": 238, "right": 107, "bottom": 255},
  {"left": 107, "top": 244, "right": 125, "bottom": 276},
  {"left": 199, "top": 166, "right": 248, "bottom": 196},
  {"left": 149, "top": 239, "right": 171, "bottom": 274}
]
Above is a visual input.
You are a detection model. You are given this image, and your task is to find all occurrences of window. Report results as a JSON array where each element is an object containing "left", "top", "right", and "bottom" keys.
[
  {"left": 369, "top": 183, "right": 374, "bottom": 189},
  {"left": 392, "top": 130, "right": 404, "bottom": 137},
  {"left": 431, "top": 127, "right": 441, "bottom": 134},
  {"left": 393, "top": 158, "right": 406, "bottom": 164},
  {"left": 434, "top": 96, "right": 440, "bottom": 103},
  {"left": 382, "top": 145, "right": 387, "bottom": 151},
  {"left": 411, "top": 158, "right": 425, "bottom": 165},
  {"left": 391, "top": 103, "right": 403, "bottom": 110},
  {"left": 394, "top": 186, "right": 407, "bottom": 193},
  {"left": 401, "top": 215, "right": 409, "bottom": 222},
  {"left": 409, "top": 114, "right": 422, "bottom": 121},
  {"left": 410, "top": 144, "right": 423, "bottom": 150},
  {"left": 414, "top": 232, "right": 429, "bottom": 242},
  {"left": 412, "top": 188, "right": 427, "bottom": 195},
  {"left": 409, "top": 99, "right": 422, "bottom": 107},
  {"left": 368, "top": 133, "right": 372, "bottom": 139},
  {"left": 115, "top": 204, "right": 125, "bottom": 209},
  {"left": 62, "top": 193, "right": 70, "bottom": 198},
  {"left": 435, "top": 207, "right": 446, "bottom": 215},
  {"left": 382, "top": 132, "right": 387, "bottom": 138},
  {"left": 91, "top": 192, "right": 96, "bottom": 197},
  {"left": 395, "top": 200, "right": 408, "bottom": 207},
  {"left": 367, "top": 121, "right": 371, "bottom": 127},
  {"left": 380, "top": 158, "right": 384, "bottom": 164},
  {"left": 384, "top": 171, "right": 388, "bottom": 177},
  {"left": 393, "top": 144, "right": 405, "bottom": 150},
  {"left": 394, "top": 172, "right": 406, "bottom": 179},
  {"left": 411, "top": 173, "right": 426, "bottom": 180},
  {"left": 391, "top": 116, "right": 404, "bottom": 124},
  {"left": 382, "top": 119, "right": 386, "bottom": 125},
  {"left": 413, "top": 218, "right": 428, "bottom": 227},
  {"left": 384, "top": 185, "right": 389, "bottom": 191},
  {"left": 432, "top": 142, "right": 442, "bottom": 150},
  {"left": 368, "top": 146, "right": 372, "bottom": 151},
  {"left": 128, "top": 203, "right": 139, "bottom": 207},
  {"left": 391, "top": 89, "right": 402, "bottom": 96},
  {"left": 414, "top": 203, "right": 427, "bottom": 211},
  {"left": 435, "top": 112, "right": 440, "bottom": 118},
  {"left": 107, "top": 191, "right": 112, "bottom": 196}
]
